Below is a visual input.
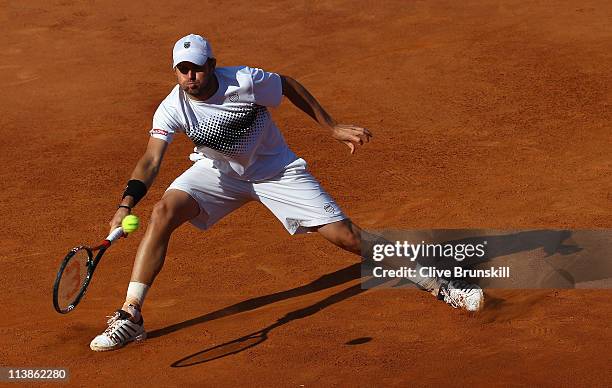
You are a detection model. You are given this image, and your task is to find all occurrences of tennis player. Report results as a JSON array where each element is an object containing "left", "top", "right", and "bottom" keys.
[{"left": 90, "top": 34, "right": 484, "bottom": 351}]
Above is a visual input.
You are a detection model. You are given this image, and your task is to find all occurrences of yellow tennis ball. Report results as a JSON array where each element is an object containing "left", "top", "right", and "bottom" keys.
[{"left": 121, "top": 214, "right": 140, "bottom": 233}]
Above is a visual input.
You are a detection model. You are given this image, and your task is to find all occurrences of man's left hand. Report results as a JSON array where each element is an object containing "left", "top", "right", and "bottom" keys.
[{"left": 331, "top": 124, "right": 373, "bottom": 154}]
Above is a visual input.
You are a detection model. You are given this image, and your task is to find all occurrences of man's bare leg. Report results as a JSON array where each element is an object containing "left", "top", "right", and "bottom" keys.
[
  {"left": 316, "top": 219, "right": 484, "bottom": 310},
  {"left": 122, "top": 189, "right": 200, "bottom": 312},
  {"left": 90, "top": 189, "right": 201, "bottom": 351},
  {"left": 315, "top": 219, "right": 442, "bottom": 295}
]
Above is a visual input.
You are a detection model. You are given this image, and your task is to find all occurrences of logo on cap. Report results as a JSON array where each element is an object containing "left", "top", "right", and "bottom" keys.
[{"left": 184, "top": 42, "right": 191, "bottom": 49}]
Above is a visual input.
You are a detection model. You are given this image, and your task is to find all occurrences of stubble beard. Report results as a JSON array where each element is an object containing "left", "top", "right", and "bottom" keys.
[
  {"left": 184, "top": 84, "right": 201, "bottom": 96},
  {"left": 183, "top": 75, "right": 217, "bottom": 100}
]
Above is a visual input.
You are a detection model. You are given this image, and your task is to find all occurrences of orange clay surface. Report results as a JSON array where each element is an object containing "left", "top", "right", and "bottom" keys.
[{"left": 0, "top": 1, "right": 610, "bottom": 386}]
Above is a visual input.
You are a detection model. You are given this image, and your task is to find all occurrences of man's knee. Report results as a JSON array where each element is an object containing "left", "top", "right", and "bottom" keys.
[
  {"left": 148, "top": 190, "right": 200, "bottom": 232},
  {"left": 149, "top": 199, "right": 194, "bottom": 232},
  {"left": 320, "top": 220, "right": 362, "bottom": 253},
  {"left": 149, "top": 201, "right": 176, "bottom": 231}
]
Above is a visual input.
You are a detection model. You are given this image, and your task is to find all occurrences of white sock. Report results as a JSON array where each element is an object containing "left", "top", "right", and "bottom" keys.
[{"left": 125, "top": 281, "right": 149, "bottom": 309}]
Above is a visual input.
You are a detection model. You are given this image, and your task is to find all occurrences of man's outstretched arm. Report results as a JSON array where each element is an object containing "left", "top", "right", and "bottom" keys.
[
  {"left": 280, "top": 75, "right": 372, "bottom": 154},
  {"left": 110, "top": 137, "right": 168, "bottom": 232}
]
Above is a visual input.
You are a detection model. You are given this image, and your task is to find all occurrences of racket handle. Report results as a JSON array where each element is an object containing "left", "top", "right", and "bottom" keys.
[{"left": 105, "top": 226, "right": 125, "bottom": 244}]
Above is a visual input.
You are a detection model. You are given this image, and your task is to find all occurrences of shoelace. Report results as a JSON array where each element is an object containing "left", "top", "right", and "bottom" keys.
[
  {"left": 103, "top": 312, "right": 126, "bottom": 336},
  {"left": 442, "top": 281, "right": 470, "bottom": 308},
  {"left": 105, "top": 312, "right": 120, "bottom": 324},
  {"left": 442, "top": 290, "right": 461, "bottom": 308}
]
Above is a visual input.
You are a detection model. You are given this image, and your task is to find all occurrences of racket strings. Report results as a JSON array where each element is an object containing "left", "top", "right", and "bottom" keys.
[{"left": 56, "top": 249, "right": 90, "bottom": 309}]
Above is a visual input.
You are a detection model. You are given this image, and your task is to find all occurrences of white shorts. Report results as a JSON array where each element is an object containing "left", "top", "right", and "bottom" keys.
[{"left": 166, "top": 158, "right": 347, "bottom": 235}]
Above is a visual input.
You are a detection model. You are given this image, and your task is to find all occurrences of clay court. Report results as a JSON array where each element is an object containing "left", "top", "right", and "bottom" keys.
[{"left": 1, "top": 1, "right": 610, "bottom": 386}]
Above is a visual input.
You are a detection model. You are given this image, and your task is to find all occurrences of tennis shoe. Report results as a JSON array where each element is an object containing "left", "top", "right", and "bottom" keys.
[
  {"left": 438, "top": 279, "right": 484, "bottom": 312},
  {"left": 90, "top": 309, "right": 146, "bottom": 351}
]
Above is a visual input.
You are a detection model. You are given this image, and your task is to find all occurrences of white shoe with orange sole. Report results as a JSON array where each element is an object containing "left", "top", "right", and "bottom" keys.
[{"left": 90, "top": 309, "right": 146, "bottom": 351}]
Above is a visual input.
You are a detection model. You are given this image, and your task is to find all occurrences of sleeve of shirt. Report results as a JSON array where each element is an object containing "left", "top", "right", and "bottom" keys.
[
  {"left": 249, "top": 67, "right": 283, "bottom": 107},
  {"left": 150, "top": 101, "right": 181, "bottom": 143}
]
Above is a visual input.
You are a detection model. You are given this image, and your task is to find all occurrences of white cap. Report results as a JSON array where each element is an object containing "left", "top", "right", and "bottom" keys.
[{"left": 172, "top": 34, "right": 214, "bottom": 68}]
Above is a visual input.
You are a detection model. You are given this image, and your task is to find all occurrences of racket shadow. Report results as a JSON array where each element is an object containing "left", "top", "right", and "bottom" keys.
[
  {"left": 171, "top": 277, "right": 384, "bottom": 367},
  {"left": 171, "top": 326, "right": 273, "bottom": 367}
]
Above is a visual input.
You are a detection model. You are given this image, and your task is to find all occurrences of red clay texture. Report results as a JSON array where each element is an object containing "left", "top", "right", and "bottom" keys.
[{"left": 0, "top": 1, "right": 610, "bottom": 387}]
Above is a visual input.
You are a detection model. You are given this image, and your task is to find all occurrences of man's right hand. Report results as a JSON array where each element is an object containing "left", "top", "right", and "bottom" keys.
[{"left": 109, "top": 207, "right": 131, "bottom": 234}]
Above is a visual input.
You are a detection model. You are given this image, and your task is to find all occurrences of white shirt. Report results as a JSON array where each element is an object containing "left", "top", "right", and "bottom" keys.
[{"left": 151, "top": 66, "right": 297, "bottom": 181}]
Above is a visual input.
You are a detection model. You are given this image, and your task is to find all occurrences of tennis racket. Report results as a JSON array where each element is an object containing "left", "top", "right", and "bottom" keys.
[{"left": 53, "top": 227, "right": 125, "bottom": 314}]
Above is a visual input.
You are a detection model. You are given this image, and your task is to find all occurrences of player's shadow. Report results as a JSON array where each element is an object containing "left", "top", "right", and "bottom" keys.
[
  {"left": 401, "top": 229, "right": 587, "bottom": 288},
  {"left": 170, "top": 277, "right": 383, "bottom": 367},
  {"left": 152, "top": 229, "right": 585, "bottom": 341},
  {"left": 148, "top": 262, "right": 364, "bottom": 339},
  {"left": 156, "top": 229, "right": 599, "bottom": 367}
]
